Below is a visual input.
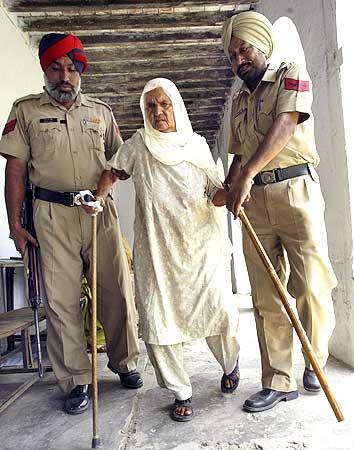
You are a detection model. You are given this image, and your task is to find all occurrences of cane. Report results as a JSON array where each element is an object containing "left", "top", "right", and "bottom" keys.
[
  {"left": 238, "top": 208, "right": 344, "bottom": 422},
  {"left": 91, "top": 213, "right": 101, "bottom": 448}
]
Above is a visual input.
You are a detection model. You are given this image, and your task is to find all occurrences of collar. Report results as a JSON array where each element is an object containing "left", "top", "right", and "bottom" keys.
[
  {"left": 239, "top": 60, "right": 283, "bottom": 93},
  {"left": 262, "top": 60, "right": 282, "bottom": 82}
]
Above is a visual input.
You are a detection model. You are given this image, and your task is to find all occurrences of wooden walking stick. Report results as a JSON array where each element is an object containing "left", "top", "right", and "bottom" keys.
[
  {"left": 91, "top": 213, "right": 101, "bottom": 448},
  {"left": 238, "top": 208, "right": 344, "bottom": 422}
]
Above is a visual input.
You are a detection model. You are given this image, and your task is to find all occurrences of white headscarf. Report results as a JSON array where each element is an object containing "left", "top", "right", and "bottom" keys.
[{"left": 138, "top": 78, "right": 222, "bottom": 188}]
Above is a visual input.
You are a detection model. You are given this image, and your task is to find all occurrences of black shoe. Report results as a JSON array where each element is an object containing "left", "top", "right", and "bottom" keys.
[
  {"left": 243, "top": 388, "right": 299, "bottom": 412},
  {"left": 64, "top": 384, "right": 90, "bottom": 415},
  {"left": 303, "top": 368, "right": 321, "bottom": 392},
  {"left": 107, "top": 362, "right": 143, "bottom": 389}
]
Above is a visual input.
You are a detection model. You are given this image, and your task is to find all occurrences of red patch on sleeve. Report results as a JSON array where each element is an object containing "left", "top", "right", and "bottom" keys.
[
  {"left": 2, "top": 119, "right": 17, "bottom": 136},
  {"left": 284, "top": 78, "right": 309, "bottom": 92}
]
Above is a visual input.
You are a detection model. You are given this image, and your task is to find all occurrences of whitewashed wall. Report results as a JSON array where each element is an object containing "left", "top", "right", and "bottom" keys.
[
  {"left": 0, "top": 6, "right": 43, "bottom": 309},
  {"left": 217, "top": 0, "right": 354, "bottom": 366},
  {"left": 0, "top": 5, "right": 43, "bottom": 259}
]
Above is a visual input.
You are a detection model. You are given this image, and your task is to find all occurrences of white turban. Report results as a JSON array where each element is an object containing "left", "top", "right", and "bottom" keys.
[{"left": 221, "top": 11, "right": 275, "bottom": 60}]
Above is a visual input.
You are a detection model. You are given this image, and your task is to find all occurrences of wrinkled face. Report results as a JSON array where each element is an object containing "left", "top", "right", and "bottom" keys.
[
  {"left": 228, "top": 37, "right": 267, "bottom": 85},
  {"left": 44, "top": 56, "right": 81, "bottom": 103},
  {"left": 145, "top": 88, "right": 176, "bottom": 133}
]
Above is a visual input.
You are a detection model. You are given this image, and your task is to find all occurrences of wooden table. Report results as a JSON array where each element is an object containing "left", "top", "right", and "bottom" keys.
[{"left": 0, "top": 306, "right": 47, "bottom": 413}]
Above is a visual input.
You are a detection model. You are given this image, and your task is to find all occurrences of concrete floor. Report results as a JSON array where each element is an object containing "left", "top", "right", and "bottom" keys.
[{"left": 0, "top": 296, "right": 353, "bottom": 450}]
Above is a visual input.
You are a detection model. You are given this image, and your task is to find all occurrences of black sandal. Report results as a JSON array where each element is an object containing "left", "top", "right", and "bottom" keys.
[
  {"left": 221, "top": 359, "right": 240, "bottom": 393},
  {"left": 170, "top": 397, "right": 194, "bottom": 422}
]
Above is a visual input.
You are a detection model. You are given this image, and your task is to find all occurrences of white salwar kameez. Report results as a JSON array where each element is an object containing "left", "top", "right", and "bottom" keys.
[{"left": 107, "top": 78, "right": 239, "bottom": 401}]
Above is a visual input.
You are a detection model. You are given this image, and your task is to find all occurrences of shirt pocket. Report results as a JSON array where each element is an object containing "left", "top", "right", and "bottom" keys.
[
  {"left": 30, "top": 122, "right": 62, "bottom": 157},
  {"left": 81, "top": 120, "right": 105, "bottom": 152},
  {"left": 256, "top": 97, "right": 276, "bottom": 136},
  {"left": 232, "top": 110, "right": 246, "bottom": 144}
]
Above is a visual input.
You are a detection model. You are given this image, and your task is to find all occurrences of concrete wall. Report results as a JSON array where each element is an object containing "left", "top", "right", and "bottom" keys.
[{"left": 218, "top": 0, "right": 354, "bottom": 366}]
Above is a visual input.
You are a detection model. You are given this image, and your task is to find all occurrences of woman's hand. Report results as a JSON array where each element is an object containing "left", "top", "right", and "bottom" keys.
[{"left": 111, "top": 168, "right": 130, "bottom": 182}]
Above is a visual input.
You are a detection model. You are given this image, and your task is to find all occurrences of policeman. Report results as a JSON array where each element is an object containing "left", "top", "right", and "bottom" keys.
[
  {"left": 0, "top": 33, "right": 142, "bottom": 414},
  {"left": 221, "top": 12, "right": 337, "bottom": 412}
]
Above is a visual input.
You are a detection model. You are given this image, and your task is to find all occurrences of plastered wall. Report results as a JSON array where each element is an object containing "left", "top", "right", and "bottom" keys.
[{"left": 218, "top": 0, "right": 354, "bottom": 366}]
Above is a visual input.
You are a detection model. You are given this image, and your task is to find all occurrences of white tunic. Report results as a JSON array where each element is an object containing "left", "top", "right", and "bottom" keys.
[{"left": 108, "top": 132, "right": 238, "bottom": 345}]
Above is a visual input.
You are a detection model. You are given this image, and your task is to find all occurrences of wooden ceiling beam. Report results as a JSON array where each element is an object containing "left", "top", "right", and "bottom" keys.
[
  {"left": 82, "top": 67, "right": 233, "bottom": 85},
  {"left": 84, "top": 41, "right": 225, "bottom": 60},
  {"left": 20, "top": 10, "right": 237, "bottom": 32},
  {"left": 6, "top": 0, "right": 255, "bottom": 13},
  {"left": 85, "top": 56, "right": 230, "bottom": 74},
  {"left": 28, "top": 26, "right": 223, "bottom": 46}
]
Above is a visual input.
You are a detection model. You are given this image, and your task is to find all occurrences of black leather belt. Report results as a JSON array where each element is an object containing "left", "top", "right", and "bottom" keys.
[
  {"left": 253, "top": 163, "right": 310, "bottom": 185},
  {"left": 34, "top": 186, "right": 97, "bottom": 207}
]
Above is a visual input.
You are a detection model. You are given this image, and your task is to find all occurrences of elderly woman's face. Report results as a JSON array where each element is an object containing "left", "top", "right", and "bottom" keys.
[{"left": 145, "top": 88, "right": 176, "bottom": 133}]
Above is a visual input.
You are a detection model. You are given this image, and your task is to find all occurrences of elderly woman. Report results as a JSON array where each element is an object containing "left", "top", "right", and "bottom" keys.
[{"left": 95, "top": 78, "right": 240, "bottom": 422}]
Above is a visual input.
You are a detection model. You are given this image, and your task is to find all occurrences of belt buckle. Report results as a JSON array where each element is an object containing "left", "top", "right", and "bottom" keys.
[
  {"left": 260, "top": 171, "right": 276, "bottom": 184},
  {"left": 69, "top": 192, "right": 75, "bottom": 207}
]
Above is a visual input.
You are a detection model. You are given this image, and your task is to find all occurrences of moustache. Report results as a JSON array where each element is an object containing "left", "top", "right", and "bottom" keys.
[
  {"left": 56, "top": 81, "right": 75, "bottom": 89},
  {"left": 237, "top": 61, "right": 252, "bottom": 73}
]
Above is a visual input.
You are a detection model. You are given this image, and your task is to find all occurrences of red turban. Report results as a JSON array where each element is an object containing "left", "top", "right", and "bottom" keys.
[{"left": 39, "top": 33, "right": 88, "bottom": 74}]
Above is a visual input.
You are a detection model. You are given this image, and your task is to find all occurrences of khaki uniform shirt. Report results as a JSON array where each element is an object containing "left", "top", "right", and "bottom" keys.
[
  {"left": 0, "top": 90, "right": 123, "bottom": 191},
  {"left": 228, "top": 61, "right": 320, "bottom": 170}
]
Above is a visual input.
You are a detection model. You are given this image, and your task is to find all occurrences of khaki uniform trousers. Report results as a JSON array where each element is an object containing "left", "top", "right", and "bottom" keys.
[
  {"left": 242, "top": 173, "right": 337, "bottom": 392},
  {"left": 145, "top": 335, "right": 240, "bottom": 401},
  {"left": 33, "top": 196, "right": 140, "bottom": 393}
]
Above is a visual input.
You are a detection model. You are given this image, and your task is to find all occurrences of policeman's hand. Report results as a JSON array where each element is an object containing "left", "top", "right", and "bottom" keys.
[
  {"left": 10, "top": 226, "right": 38, "bottom": 257},
  {"left": 225, "top": 175, "right": 253, "bottom": 218},
  {"left": 80, "top": 197, "right": 105, "bottom": 216},
  {"left": 111, "top": 168, "right": 130, "bottom": 182},
  {"left": 75, "top": 191, "right": 104, "bottom": 216}
]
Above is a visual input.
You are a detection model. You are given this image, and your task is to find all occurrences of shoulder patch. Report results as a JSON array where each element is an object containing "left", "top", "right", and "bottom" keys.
[
  {"left": 284, "top": 78, "right": 309, "bottom": 92},
  {"left": 13, "top": 93, "right": 42, "bottom": 106},
  {"left": 2, "top": 119, "right": 17, "bottom": 136}
]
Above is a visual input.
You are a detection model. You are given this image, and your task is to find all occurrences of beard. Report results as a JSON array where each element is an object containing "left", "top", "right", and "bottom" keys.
[
  {"left": 237, "top": 61, "right": 255, "bottom": 82},
  {"left": 44, "top": 74, "right": 81, "bottom": 103}
]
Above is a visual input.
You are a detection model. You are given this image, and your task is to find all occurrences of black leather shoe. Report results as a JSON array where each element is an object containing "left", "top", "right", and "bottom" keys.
[
  {"left": 107, "top": 362, "right": 143, "bottom": 389},
  {"left": 243, "top": 388, "right": 299, "bottom": 412},
  {"left": 64, "top": 384, "right": 90, "bottom": 415},
  {"left": 303, "top": 368, "right": 321, "bottom": 392}
]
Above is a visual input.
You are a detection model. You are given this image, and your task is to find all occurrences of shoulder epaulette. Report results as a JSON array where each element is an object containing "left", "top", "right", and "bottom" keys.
[
  {"left": 13, "top": 93, "right": 42, "bottom": 106},
  {"left": 84, "top": 95, "right": 113, "bottom": 111}
]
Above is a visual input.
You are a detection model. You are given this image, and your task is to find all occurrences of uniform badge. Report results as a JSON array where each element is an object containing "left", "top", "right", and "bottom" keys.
[
  {"left": 40, "top": 118, "right": 59, "bottom": 123},
  {"left": 284, "top": 78, "right": 310, "bottom": 92}
]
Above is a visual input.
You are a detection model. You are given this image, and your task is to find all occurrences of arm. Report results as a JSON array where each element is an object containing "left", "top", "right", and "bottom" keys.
[
  {"left": 96, "top": 169, "right": 115, "bottom": 201},
  {"left": 226, "top": 111, "right": 299, "bottom": 217},
  {"left": 5, "top": 156, "right": 37, "bottom": 256}
]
